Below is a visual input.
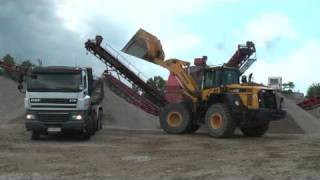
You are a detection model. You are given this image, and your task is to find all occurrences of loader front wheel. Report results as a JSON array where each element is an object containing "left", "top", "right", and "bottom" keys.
[
  {"left": 205, "top": 103, "right": 236, "bottom": 138},
  {"left": 160, "top": 103, "right": 192, "bottom": 134},
  {"left": 240, "top": 122, "right": 269, "bottom": 137}
]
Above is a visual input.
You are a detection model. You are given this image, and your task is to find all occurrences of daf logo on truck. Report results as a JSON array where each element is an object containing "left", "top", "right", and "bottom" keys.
[{"left": 18, "top": 66, "right": 104, "bottom": 140}]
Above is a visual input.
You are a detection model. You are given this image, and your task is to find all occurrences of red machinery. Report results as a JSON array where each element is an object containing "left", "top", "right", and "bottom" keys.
[
  {"left": 297, "top": 97, "right": 320, "bottom": 110},
  {"left": 0, "top": 60, "right": 29, "bottom": 82}
]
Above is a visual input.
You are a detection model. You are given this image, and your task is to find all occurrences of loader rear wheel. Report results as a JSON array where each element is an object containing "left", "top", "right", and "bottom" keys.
[
  {"left": 240, "top": 122, "right": 269, "bottom": 137},
  {"left": 160, "top": 103, "right": 192, "bottom": 134},
  {"left": 205, "top": 103, "right": 235, "bottom": 138}
]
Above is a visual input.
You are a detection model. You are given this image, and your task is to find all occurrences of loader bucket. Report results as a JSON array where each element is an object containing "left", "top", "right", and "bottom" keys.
[{"left": 122, "top": 29, "right": 165, "bottom": 64}]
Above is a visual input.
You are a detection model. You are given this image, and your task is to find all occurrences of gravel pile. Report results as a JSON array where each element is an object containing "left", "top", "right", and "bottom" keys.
[{"left": 0, "top": 76, "right": 25, "bottom": 124}]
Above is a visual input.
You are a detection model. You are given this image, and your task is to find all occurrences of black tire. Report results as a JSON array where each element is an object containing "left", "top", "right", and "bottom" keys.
[
  {"left": 186, "top": 123, "right": 200, "bottom": 134},
  {"left": 159, "top": 103, "right": 192, "bottom": 134},
  {"left": 205, "top": 103, "right": 236, "bottom": 138},
  {"left": 31, "top": 131, "right": 40, "bottom": 140},
  {"left": 98, "top": 110, "right": 103, "bottom": 130},
  {"left": 240, "top": 122, "right": 269, "bottom": 137},
  {"left": 82, "top": 116, "right": 94, "bottom": 140}
]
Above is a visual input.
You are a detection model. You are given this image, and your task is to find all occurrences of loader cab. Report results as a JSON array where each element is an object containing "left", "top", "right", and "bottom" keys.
[{"left": 202, "top": 67, "right": 240, "bottom": 89}]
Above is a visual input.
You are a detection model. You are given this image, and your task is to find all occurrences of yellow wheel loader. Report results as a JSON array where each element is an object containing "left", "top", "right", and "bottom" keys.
[{"left": 122, "top": 29, "right": 286, "bottom": 138}]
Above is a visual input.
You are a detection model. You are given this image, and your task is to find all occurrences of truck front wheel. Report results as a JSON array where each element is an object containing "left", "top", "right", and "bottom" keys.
[
  {"left": 159, "top": 103, "right": 192, "bottom": 134},
  {"left": 82, "top": 117, "right": 94, "bottom": 140},
  {"left": 205, "top": 103, "right": 236, "bottom": 138},
  {"left": 240, "top": 122, "right": 269, "bottom": 137},
  {"left": 31, "top": 131, "right": 41, "bottom": 140}
]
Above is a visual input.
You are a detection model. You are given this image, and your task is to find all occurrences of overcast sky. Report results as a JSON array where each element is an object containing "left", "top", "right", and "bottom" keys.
[{"left": 0, "top": 0, "right": 319, "bottom": 93}]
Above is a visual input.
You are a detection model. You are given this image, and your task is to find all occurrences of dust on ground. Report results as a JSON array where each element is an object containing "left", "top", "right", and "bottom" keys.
[{"left": 0, "top": 122, "right": 320, "bottom": 180}]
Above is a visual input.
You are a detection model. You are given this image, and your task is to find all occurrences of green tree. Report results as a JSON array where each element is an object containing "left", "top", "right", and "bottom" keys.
[
  {"left": 2, "top": 54, "right": 15, "bottom": 65},
  {"left": 282, "top": 81, "right": 295, "bottom": 93},
  {"left": 307, "top": 83, "right": 320, "bottom": 98},
  {"left": 1, "top": 54, "right": 17, "bottom": 80},
  {"left": 21, "top": 60, "right": 34, "bottom": 68},
  {"left": 146, "top": 76, "right": 166, "bottom": 94}
]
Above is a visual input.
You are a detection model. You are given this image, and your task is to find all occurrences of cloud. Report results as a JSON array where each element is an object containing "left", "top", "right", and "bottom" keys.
[
  {"left": 247, "top": 41, "right": 320, "bottom": 93},
  {"left": 237, "top": 12, "right": 297, "bottom": 49},
  {"left": 0, "top": 0, "right": 106, "bottom": 75},
  {"left": 55, "top": 0, "right": 208, "bottom": 58}
]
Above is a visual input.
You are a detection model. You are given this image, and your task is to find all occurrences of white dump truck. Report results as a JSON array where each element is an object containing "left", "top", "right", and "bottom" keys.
[
  {"left": 268, "top": 76, "right": 282, "bottom": 91},
  {"left": 18, "top": 66, "right": 104, "bottom": 140}
]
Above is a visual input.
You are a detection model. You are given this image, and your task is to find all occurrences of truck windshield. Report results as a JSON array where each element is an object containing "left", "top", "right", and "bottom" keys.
[
  {"left": 222, "top": 70, "right": 240, "bottom": 85},
  {"left": 27, "top": 73, "right": 82, "bottom": 92}
]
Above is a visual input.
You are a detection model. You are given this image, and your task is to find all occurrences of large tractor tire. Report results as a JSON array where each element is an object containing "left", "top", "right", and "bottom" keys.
[
  {"left": 185, "top": 123, "right": 200, "bottom": 134},
  {"left": 159, "top": 103, "right": 192, "bottom": 134},
  {"left": 240, "top": 122, "right": 269, "bottom": 137},
  {"left": 205, "top": 103, "right": 236, "bottom": 138}
]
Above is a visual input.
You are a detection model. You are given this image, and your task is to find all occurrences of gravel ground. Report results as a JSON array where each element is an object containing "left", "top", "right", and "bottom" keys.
[
  {"left": 0, "top": 122, "right": 320, "bottom": 180},
  {"left": 1, "top": 77, "right": 320, "bottom": 179}
]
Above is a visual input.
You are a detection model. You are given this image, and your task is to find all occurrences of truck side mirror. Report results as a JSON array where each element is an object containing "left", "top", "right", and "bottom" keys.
[
  {"left": 18, "top": 84, "right": 23, "bottom": 90},
  {"left": 17, "top": 84, "right": 26, "bottom": 94}
]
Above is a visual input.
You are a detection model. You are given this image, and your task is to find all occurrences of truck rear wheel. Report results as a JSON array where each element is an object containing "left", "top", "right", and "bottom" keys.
[
  {"left": 205, "top": 103, "right": 236, "bottom": 138},
  {"left": 159, "top": 103, "right": 192, "bottom": 134},
  {"left": 240, "top": 122, "right": 269, "bottom": 137},
  {"left": 98, "top": 109, "right": 103, "bottom": 130}
]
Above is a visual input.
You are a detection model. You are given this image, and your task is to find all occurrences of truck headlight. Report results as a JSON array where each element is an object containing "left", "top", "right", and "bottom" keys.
[
  {"left": 26, "top": 114, "right": 35, "bottom": 120},
  {"left": 72, "top": 115, "right": 82, "bottom": 120}
]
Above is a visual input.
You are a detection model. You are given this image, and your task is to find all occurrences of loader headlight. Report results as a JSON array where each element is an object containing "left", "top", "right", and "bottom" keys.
[
  {"left": 72, "top": 115, "right": 82, "bottom": 120},
  {"left": 234, "top": 100, "right": 240, "bottom": 106},
  {"left": 26, "top": 114, "right": 35, "bottom": 120}
]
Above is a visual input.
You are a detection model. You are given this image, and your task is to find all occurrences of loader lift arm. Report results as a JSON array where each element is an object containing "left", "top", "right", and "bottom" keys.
[{"left": 122, "top": 29, "right": 200, "bottom": 102}]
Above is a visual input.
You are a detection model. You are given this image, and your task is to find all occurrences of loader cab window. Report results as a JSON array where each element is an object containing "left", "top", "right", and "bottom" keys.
[
  {"left": 222, "top": 70, "right": 240, "bottom": 85},
  {"left": 203, "top": 70, "right": 219, "bottom": 89},
  {"left": 203, "top": 68, "right": 240, "bottom": 89}
]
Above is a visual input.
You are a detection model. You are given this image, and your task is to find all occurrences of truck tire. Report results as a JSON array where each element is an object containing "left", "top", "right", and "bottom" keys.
[
  {"left": 31, "top": 131, "right": 40, "bottom": 140},
  {"left": 82, "top": 117, "right": 94, "bottom": 140},
  {"left": 205, "top": 103, "right": 236, "bottom": 138},
  {"left": 240, "top": 122, "right": 269, "bottom": 137},
  {"left": 185, "top": 123, "right": 200, "bottom": 133},
  {"left": 98, "top": 109, "right": 103, "bottom": 130},
  {"left": 159, "top": 103, "right": 192, "bottom": 134}
]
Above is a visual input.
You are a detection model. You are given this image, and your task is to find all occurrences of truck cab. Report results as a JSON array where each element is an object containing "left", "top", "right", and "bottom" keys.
[{"left": 23, "top": 66, "right": 104, "bottom": 140}]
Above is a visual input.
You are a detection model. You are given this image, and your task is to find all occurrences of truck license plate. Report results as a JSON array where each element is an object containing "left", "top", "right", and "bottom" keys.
[{"left": 47, "top": 127, "right": 61, "bottom": 132}]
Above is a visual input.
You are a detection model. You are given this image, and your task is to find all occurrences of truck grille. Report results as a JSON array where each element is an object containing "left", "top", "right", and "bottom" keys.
[
  {"left": 30, "top": 98, "right": 77, "bottom": 104},
  {"left": 38, "top": 113, "right": 70, "bottom": 122},
  {"left": 259, "top": 90, "right": 277, "bottom": 109}
]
